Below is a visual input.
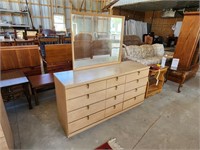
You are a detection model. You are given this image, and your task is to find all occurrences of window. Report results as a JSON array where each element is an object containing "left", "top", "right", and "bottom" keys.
[{"left": 54, "top": 14, "right": 66, "bottom": 31}]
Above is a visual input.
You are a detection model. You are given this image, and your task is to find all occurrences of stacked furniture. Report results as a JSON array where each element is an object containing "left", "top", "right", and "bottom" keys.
[
  {"left": 167, "top": 12, "right": 200, "bottom": 92},
  {"left": 54, "top": 61, "right": 149, "bottom": 137}
]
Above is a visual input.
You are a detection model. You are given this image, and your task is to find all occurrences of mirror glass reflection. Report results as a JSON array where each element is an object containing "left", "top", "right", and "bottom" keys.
[{"left": 71, "top": 13, "right": 124, "bottom": 69}]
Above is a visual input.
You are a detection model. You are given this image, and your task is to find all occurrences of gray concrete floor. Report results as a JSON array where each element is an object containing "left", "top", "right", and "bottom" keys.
[{"left": 6, "top": 70, "right": 200, "bottom": 150}]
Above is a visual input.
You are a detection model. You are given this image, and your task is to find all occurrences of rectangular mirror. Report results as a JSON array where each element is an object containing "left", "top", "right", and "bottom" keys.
[{"left": 71, "top": 12, "right": 125, "bottom": 70}]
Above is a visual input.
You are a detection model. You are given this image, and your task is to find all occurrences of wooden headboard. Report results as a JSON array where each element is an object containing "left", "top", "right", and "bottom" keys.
[
  {"left": 44, "top": 44, "right": 73, "bottom": 72},
  {"left": 0, "top": 45, "right": 42, "bottom": 75}
]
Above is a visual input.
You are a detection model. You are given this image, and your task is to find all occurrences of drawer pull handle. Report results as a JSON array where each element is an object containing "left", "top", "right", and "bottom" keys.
[
  {"left": 114, "top": 96, "right": 117, "bottom": 100},
  {"left": 87, "top": 84, "right": 89, "bottom": 89},
  {"left": 134, "top": 97, "right": 136, "bottom": 100},
  {"left": 135, "top": 88, "right": 138, "bottom": 92},
  {"left": 87, "top": 116, "right": 89, "bottom": 120},
  {"left": 113, "top": 105, "right": 116, "bottom": 109},
  {"left": 115, "top": 86, "right": 118, "bottom": 90},
  {"left": 87, "top": 105, "right": 90, "bottom": 109},
  {"left": 138, "top": 71, "right": 140, "bottom": 75},
  {"left": 116, "top": 77, "right": 118, "bottom": 81},
  {"left": 137, "top": 79, "right": 139, "bottom": 83},
  {"left": 87, "top": 94, "right": 90, "bottom": 99}
]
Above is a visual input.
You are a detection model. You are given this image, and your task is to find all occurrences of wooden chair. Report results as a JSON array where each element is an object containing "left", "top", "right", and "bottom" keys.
[
  {"left": 38, "top": 36, "right": 59, "bottom": 58},
  {"left": 61, "top": 36, "right": 71, "bottom": 44},
  {"left": 14, "top": 39, "right": 37, "bottom": 46},
  {"left": 74, "top": 33, "right": 92, "bottom": 59},
  {"left": 91, "top": 39, "right": 112, "bottom": 57},
  {"left": 44, "top": 44, "right": 73, "bottom": 73}
]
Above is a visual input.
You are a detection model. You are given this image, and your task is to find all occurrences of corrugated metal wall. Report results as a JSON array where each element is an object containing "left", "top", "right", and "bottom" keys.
[{"left": 0, "top": 0, "right": 111, "bottom": 31}]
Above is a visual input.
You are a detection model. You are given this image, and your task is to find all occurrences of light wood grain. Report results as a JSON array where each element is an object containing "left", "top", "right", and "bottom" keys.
[
  {"left": 54, "top": 77, "right": 68, "bottom": 135},
  {"left": 106, "top": 94, "right": 124, "bottom": 108},
  {"left": 123, "top": 94, "right": 145, "bottom": 110},
  {"left": 54, "top": 61, "right": 149, "bottom": 88},
  {"left": 68, "top": 110, "right": 105, "bottom": 134},
  {"left": 0, "top": 95, "right": 14, "bottom": 150},
  {"left": 54, "top": 61, "right": 149, "bottom": 137},
  {"left": 125, "top": 77, "right": 148, "bottom": 92},
  {"left": 126, "top": 69, "right": 149, "bottom": 82},
  {"left": 67, "top": 90, "right": 106, "bottom": 112},
  {"left": 124, "top": 86, "right": 146, "bottom": 101},
  {"left": 68, "top": 100, "right": 105, "bottom": 123},
  {"left": 66, "top": 80, "right": 106, "bottom": 99},
  {"left": 107, "top": 75, "right": 126, "bottom": 88},
  {"left": 106, "top": 84, "right": 125, "bottom": 98},
  {"left": 105, "top": 103, "right": 123, "bottom": 117}
]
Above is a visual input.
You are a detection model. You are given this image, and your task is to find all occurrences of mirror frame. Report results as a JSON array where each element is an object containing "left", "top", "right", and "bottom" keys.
[{"left": 71, "top": 12, "right": 125, "bottom": 70}]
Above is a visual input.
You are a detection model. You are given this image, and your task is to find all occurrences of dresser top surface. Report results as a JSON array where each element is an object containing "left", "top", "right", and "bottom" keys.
[{"left": 54, "top": 61, "right": 149, "bottom": 87}]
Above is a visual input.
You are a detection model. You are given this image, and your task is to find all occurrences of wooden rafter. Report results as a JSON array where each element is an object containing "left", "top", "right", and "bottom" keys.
[
  {"left": 69, "top": 0, "right": 77, "bottom": 11},
  {"left": 79, "top": 0, "right": 86, "bottom": 12},
  {"left": 102, "top": 0, "right": 119, "bottom": 12}
]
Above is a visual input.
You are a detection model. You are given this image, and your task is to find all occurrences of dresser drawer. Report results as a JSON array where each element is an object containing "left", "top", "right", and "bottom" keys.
[
  {"left": 67, "top": 90, "right": 106, "bottom": 112},
  {"left": 68, "top": 110, "right": 105, "bottom": 134},
  {"left": 106, "top": 94, "right": 124, "bottom": 108},
  {"left": 68, "top": 100, "right": 105, "bottom": 123},
  {"left": 106, "top": 84, "right": 125, "bottom": 98},
  {"left": 123, "top": 94, "right": 145, "bottom": 110},
  {"left": 124, "top": 86, "right": 146, "bottom": 101},
  {"left": 107, "top": 76, "right": 126, "bottom": 88},
  {"left": 126, "top": 69, "right": 149, "bottom": 82},
  {"left": 66, "top": 80, "right": 106, "bottom": 99},
  {"left": 125, "top": 77, "right": 148, "bottom": 92},
  {"left": 105, "top": 103, "right": 123, "bottom": 117}
]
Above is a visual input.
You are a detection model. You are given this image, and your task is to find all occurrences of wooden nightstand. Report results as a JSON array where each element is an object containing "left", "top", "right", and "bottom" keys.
[{"left": 145, "top": 66, "right": 168, "bottom": 98}]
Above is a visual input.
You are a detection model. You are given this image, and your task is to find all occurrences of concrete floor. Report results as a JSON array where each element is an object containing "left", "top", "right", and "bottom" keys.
[{"left": 6, "top": 70, "right": 200, "bottom": 150}]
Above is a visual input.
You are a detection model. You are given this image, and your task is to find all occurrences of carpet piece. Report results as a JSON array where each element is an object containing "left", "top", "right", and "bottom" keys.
[{"left": 95, "top": 138, "right": 123, "bottom": 150}]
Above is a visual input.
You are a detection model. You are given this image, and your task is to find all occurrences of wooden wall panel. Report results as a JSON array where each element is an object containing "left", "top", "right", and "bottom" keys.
[
  {"left": 112, "top": 8, "right": 145, "bottom": 21},
  {"left": 144, "top": 11, "right": 183, "bottom": 42}
]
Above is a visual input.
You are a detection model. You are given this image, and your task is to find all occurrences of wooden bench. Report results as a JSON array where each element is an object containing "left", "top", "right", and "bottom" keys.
[
  {"left": 0, "top": 45, "right": 42, "bottom": 108},
  {"left": 28, "top": 44, "right": 72, "bottom": 105}
]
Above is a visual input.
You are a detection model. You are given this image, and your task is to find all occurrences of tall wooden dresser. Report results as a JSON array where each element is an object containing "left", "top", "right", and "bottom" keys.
[
  {"left": 167, "top": 12, "right": 200, "bottom": 92},
  {"left": 54, "top": 61, "right": 149, "bottom": 137}
]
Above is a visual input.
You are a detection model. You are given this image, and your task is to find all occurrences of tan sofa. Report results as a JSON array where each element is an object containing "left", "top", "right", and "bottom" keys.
[{"left": 123, "top": 44, "right": 165, "bottom": 65}]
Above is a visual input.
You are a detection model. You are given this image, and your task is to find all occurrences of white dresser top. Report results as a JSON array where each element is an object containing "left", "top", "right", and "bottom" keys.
[{"left": 54, "top": 61, "right": 149, "bottom": 88}]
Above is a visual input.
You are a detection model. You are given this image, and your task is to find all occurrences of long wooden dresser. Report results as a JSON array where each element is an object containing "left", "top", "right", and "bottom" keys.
[{"left": 54, "top": 61, "right": 149, "bottom": 137}]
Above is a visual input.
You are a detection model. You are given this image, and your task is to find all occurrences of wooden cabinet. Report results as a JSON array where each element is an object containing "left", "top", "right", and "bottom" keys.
[
  {"left": 167, "top": 12, "right": 200, "bottom": 92},
  {"left": 54, "top": 61, "right": 149, "bottom": 137},
  {"left": 173, "top": 12, "right": 200, "bottom": 70}
]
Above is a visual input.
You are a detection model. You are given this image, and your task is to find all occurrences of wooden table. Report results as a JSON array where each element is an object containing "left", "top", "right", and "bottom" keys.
[
  {"left": 145, "top": 66, "right": 168, "bottom": 98},
  {"left": 0, "top": 70, "right": 32, "bottom": 109},
  {"left": 28, "top": 73, "right": 54, "bottom": 105}
]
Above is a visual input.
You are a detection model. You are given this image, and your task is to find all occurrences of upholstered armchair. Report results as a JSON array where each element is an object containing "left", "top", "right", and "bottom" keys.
[{"left": 91, "top": 39, "right": 112, "bottom": 57}]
